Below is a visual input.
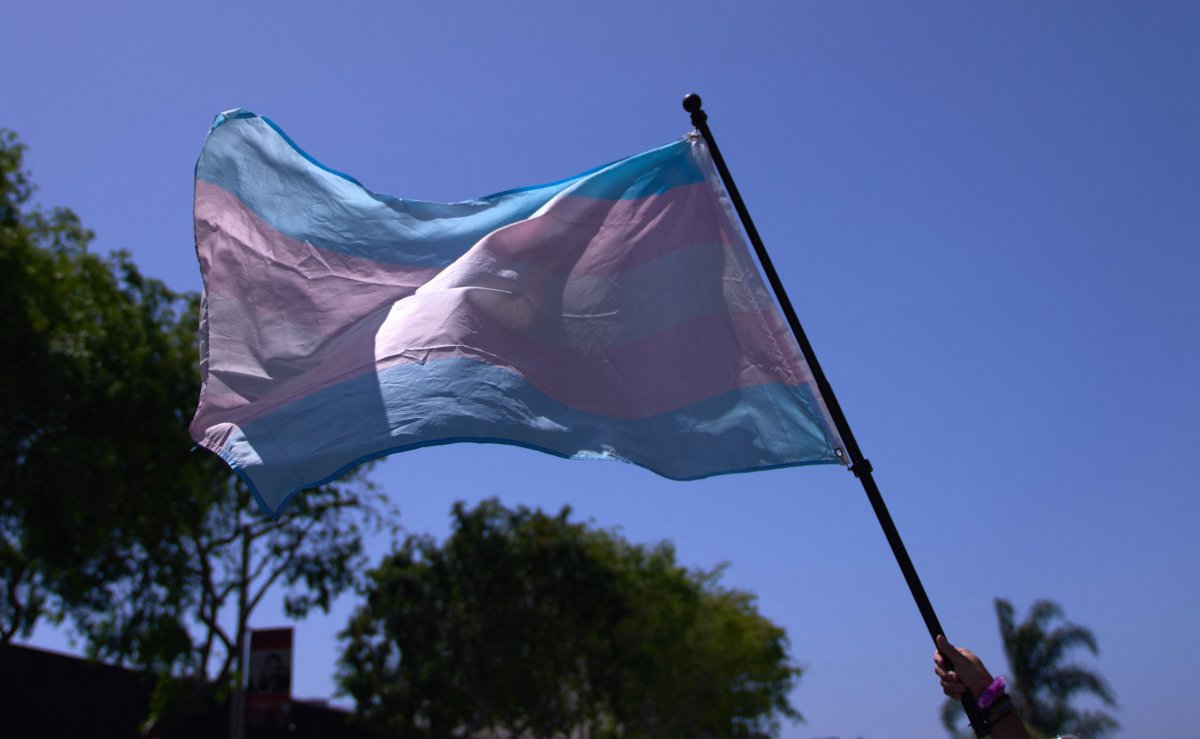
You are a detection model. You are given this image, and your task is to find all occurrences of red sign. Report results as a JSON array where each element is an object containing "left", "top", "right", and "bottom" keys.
[{"left": 245, "top": 627, "right": 293, "bottom": 728}]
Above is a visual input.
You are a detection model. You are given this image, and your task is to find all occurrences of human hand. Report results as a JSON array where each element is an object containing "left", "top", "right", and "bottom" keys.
[{"left": 934, "top": 634, "right": 993, "bottom": 698}]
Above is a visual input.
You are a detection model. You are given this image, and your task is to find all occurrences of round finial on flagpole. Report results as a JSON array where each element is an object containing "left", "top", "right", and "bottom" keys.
[{"left": 682, "top": 93, "right": 706, "bottom": 127}]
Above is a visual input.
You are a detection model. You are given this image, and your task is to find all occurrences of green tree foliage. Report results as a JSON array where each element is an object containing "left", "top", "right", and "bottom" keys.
[
  {"left": 1, "top": 128, "right": 206, "bottom": 642},
  {"left": 339, "top": 499, "right": 801, "bottom": 739},
  {"left": 941, "top": 598, "right": 1118, "bottom": 739},
  {"left": 0, "top": 130, "right": 393, "bottom": 734}
]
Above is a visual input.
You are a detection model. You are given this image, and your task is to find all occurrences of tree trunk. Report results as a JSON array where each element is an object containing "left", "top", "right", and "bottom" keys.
[{"left": 228, "top": 521, "right": 251, "bottom": 739}]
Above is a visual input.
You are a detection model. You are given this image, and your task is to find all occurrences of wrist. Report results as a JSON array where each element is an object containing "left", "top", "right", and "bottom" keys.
[
  {"left": 984, "top": 694, "right": 1017, "bottom": 729},
  {"left": 976, "top": 676, "right": 1007, "bottom": 710}
]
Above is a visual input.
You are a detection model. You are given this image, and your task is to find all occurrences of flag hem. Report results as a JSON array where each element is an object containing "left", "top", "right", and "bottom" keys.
[{"left": 224, "top": 434, "right": 843, "bottom": 520}]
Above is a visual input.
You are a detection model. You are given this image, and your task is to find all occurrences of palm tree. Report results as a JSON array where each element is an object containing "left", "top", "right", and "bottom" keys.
[{"left": 941, "top": 598, "right": 1118, "bottom": 738}]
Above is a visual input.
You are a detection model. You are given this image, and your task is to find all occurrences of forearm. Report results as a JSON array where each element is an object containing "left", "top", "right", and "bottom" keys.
[{"left": 984, "top": 699, "right": 1030, "bottom": 739}]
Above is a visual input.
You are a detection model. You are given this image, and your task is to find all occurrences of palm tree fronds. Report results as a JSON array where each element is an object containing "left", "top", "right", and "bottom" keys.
[
  {"left": 1044, "top": 664, "right": 1116, "bottom": 707},
  {"left": 1067, "top": 709, "right": 1121, "bottom": 738},
  {"left": 987, "top": 598, "right": 1119, "bottom": 738}
]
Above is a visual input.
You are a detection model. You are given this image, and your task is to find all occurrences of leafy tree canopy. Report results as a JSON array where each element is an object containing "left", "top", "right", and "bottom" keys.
[
  {"left": 339, "top": 498, "right": 801, "bottom": 739},
  {"left": 1, "top": 128, "right": 210, "bottom": 641},
  {"left": 0, "top": 130, "right": 392, "bottom": 739}
]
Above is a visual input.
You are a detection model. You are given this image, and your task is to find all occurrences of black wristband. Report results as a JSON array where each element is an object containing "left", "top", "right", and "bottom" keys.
[{"left": 986, "top": 696, "right": 1016, "bottom": 726}]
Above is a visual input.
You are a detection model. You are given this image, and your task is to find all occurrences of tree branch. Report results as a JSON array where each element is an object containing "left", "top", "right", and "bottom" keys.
[{"left": 246, "top": 525, "right": 314, "bottom": 616}]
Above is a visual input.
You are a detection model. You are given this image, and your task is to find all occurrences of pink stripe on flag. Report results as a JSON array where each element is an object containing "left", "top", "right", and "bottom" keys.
[
  {"left": 195, "top": 179, "right": 439, "bottom": 338},
  {"left": 200, "top": 280, "right": 810, "bottom": 431},
  {"left": 479, "top": 180, "right": 732, "bottom": 277}
]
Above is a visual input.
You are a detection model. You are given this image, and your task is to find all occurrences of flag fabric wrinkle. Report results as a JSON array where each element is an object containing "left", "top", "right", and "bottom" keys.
[{"left": 192, "top": 109, "right": 844, "bottom": 516}]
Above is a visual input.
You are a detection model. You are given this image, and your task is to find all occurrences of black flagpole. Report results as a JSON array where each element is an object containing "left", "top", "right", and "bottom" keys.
[{"left": 682, "top": 93, "right": 988, "bottom": 736}]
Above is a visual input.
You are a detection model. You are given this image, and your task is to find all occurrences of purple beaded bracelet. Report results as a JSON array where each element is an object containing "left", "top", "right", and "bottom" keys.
[{"left": 976, "top": 676, "right": 1007, "bottom": 710}]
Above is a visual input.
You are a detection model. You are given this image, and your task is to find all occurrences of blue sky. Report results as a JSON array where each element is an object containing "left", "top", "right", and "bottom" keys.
[{"left": 5, "top": 2, "right": 1198, "bottom": 736}]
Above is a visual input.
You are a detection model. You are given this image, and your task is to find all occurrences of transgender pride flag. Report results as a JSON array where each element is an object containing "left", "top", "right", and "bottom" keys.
[{"left": 191, "top": 109, "right": 845, "bottom": 516}]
